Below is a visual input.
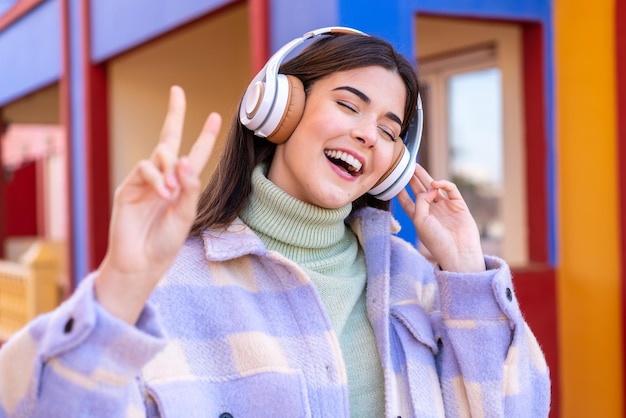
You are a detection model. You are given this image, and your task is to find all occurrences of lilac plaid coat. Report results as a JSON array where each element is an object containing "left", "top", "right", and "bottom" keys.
[{"left": 0, "top": 207, "right": 550, "bottom": 417}]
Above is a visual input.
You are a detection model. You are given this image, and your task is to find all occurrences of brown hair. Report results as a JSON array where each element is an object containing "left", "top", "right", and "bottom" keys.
[{"left": 190, "top": 32, "right": 419, "bottom": 235}]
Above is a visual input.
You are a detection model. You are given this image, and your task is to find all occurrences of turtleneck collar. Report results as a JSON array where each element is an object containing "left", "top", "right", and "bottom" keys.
[{"left": 239, "top": 164, "right": 356, "bottom": 268}]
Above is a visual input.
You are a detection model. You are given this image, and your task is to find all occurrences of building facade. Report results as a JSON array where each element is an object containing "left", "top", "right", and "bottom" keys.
[{"left": 1, "top": 0, "right": 625, "bottom": 416}]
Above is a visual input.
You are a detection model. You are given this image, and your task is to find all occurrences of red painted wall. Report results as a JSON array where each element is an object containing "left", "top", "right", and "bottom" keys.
[
  {"left": 514, "top": 268, "right": 558, "bottom": 417},
  {"left": 4, "top": 161, "right": 38, "bottom": 236},
  {"left": 517, "top": 22, "right": 559, "bottom": 417}
]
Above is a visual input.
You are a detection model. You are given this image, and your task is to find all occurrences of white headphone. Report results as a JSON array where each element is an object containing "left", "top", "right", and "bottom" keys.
[{"left": 239, "top": 26, "right": 423, "bottom": 201}]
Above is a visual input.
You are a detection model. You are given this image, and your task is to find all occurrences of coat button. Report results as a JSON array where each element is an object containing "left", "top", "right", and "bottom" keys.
[
  {"left": 64, "top": 317, "right": 74, "bottom": 333},
  {"left": 219, "top": 413, "right": 233, "bottom": 418},
  {"left": 505, "top": 287, "right": 513, "bottom": 302}
]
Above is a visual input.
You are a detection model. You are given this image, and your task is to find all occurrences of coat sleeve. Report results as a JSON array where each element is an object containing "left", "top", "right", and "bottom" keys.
[
  {"left": 0, "top": 274, "right": 167, "bottom": 417},
  {"left": 434, "top": 255, "right": 551, "bottom": 418}
]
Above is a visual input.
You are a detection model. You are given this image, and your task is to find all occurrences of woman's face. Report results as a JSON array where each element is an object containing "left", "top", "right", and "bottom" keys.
[{"left": 268, "top": 65, "right": 407, "bottom": 209}]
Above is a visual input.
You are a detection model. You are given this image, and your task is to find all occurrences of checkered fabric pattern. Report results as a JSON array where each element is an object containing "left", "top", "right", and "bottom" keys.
[{"left": 0, "top": 207, "right": 550, "bottom": 417}]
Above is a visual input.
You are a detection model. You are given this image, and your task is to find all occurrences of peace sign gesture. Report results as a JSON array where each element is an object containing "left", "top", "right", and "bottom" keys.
[
  {"left": 95, "top": 86, "right": 222, "bottom": 324},
  {"left": 397, "top": 164, "right": 486, "bottom": 273}
]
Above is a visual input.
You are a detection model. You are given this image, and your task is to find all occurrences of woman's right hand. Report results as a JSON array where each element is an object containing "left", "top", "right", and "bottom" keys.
[{"left": 95, "top": 86, "right": 222, "bottom": 324}]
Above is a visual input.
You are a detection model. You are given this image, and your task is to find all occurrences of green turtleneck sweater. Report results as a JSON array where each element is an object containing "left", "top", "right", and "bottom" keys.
[{"left": 239, "top": 165, "right": 385, "bottom": 417}]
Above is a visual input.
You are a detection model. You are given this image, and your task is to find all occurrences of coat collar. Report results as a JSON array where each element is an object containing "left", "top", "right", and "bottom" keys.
[
  {"left": 200, "top": 207, "right": 400, "bottom": 262},
  {"left": 201, "top": 218, "right": 267, "bottom": 261}
]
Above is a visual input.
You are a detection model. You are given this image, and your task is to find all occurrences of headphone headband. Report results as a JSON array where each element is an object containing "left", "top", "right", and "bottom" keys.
[
  {"left": 239, "top": 27, "right": 423, "bottom": 201},
  {"left": 240, "top": 27, "right": 366, "bottom": 134}
]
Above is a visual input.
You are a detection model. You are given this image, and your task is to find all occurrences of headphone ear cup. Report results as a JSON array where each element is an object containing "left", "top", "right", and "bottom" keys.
[
  {"left": 266, "top": 75, "right": 306, "bottom": 144},
  {"left": 372, "top": 142, "right": 408, "bottom": 188},
  {"left": 368, "top": 142, "right": 413, "bottom": 201}
]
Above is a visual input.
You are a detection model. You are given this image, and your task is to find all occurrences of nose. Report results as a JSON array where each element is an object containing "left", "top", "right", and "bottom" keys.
[{"left": 351, "top": 117, "right": 378, "bottom": 148}]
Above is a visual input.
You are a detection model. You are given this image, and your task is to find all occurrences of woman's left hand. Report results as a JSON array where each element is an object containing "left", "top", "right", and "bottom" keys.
[{"left": 397, "top": 164, "right": 485, "bottom": 273}]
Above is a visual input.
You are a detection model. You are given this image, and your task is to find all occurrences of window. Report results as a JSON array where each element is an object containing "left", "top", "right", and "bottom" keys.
[{"left": 417, "top": 17, "right": 527, "bottom": 266}]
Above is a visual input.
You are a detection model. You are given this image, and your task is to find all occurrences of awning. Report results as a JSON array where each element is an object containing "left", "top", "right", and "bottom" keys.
[{"left": 1, "top": 124, "right": 65, "bottom": 169}]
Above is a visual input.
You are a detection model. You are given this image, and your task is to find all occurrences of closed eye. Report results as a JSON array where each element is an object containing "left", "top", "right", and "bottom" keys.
[
  {"left": 337, "top": 101, "right": 357, "bottom": 112},
  {"left": 378, "top": 126, "right": 397, "bottom": 142},
  {"left": 337, "top": 98, "right": 398, "bottom": 141}
]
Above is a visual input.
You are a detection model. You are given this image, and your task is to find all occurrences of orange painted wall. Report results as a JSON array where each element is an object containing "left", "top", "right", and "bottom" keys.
[{"left": 555, "top": 0, "right": 623, "bottom": 416}]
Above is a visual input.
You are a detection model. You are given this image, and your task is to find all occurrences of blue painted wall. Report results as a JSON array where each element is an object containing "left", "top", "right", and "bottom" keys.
[
  {"left": 66, "top": 0, "right": 89, "bottom": 282},
  {"left": 0, "top": 0, "right": 61, "bottom": 106},
  {"left": 338, "top": 0, "right": 415, "bottom": 57}
]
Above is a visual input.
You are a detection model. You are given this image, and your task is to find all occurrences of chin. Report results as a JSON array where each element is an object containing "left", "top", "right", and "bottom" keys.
[
  {"left": 313, "top": 192, "right": 359, "bottom": 209},
  {"left": 321, "top": 201, "right": 351, "bottom": 210}
]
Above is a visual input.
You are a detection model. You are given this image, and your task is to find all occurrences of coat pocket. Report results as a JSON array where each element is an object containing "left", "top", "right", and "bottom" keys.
[
  {"left": 391, "top": 304, "right": 446, "bottom": 417},
  {"left": 391, "top": 303, "right": 438, "bottom": 354},
  {"left": 145, "top": 369, "right": 312, "bottom": 418}
]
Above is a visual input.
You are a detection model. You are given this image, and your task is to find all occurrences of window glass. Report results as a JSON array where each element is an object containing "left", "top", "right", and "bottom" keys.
[{"left": 448, "top": 68, "right": 503, "bottom": 256}]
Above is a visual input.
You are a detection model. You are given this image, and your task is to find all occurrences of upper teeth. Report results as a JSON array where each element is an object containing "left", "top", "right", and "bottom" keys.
[{"left": 325, "top": 150, "right": 362, "bottom": 172}]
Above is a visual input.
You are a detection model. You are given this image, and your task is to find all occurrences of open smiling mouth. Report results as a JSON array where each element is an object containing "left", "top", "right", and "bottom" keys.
[{"left": 324, "top": 150, "right": 363, "bottom": 176}]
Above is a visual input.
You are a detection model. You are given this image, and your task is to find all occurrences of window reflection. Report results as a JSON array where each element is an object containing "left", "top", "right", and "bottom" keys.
[{"left": 447, "top": 68, "right": 503, "bottom": 256}]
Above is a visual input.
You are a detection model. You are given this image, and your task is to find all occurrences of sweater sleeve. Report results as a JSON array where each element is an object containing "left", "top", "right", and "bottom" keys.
[
  {"left": 434, "top": 255, "right": 551, "bottom": 418},
  {"left": 0, "top": 273, "right": 167, "bottom": 418}
]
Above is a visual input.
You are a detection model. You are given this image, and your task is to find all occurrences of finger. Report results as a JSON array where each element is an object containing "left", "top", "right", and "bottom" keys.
[
  {"left": 413, "top": 188, "right": 438, "bottom": 222},
  {"left": 432, "top": 179, "right": 461, "bottom": 200},
  {"left": 175, "top": 157, "right": 202, "bottom": 221},
  {"left": 408, "top": 172, "right": 428, "bottom": 194},
  {"left": 137, "top": 159, "right": 172, "bottom": 199},
  {"left": 429, "top": 187, "right": 449, "bottom": 203},
  {"left": 414, "top": 163, "right": 435, "bottom": 189},
  {"left": 421, "top": 187, "right": 439, "bottom": 205},
  {"left": 187, "top": 112, "right": 222, "bottom": 175},
  {"left": 397, "top": 189, "right": 415, "bottom": 214},
  {"left": 158, "top": 85, "right": 187, "bottom": 153},
  {"left": 398, "top": 187, "right": 437, "bottom": 222},
  {"left": 151, "top": 143, "right": 179, "bottom": 189}
]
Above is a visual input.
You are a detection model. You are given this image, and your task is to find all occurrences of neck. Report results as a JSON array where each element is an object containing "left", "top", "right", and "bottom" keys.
[{"left": 240, "top": 164, "right": 354, "bottom": 266}]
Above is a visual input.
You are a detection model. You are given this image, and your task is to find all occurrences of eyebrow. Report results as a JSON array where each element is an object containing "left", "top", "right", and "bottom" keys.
[{"left": 333, "top": 86, "right": 403, "bottom": 127}]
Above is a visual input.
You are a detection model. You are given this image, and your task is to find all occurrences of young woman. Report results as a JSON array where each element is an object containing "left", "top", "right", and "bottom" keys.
[{"left": 0, "top": 29, "right": 550, "bottom": 417}]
